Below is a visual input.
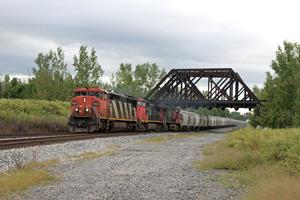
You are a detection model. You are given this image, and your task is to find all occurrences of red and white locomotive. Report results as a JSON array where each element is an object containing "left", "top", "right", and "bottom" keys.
[{"left": 68, "top": 87, "right": 243, "bottom": 133}]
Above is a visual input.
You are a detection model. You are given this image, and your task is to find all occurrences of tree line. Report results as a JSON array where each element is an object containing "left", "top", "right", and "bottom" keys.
[
  {"left": 250, "top": 41, "right": 300, "bottom": 128},
  {"left": 0, "top": 46, "right": 166, "bottom": 100},
  {"left": 195, "top": 107, "right": 249, "bottom": 121},
  {"left": 0, "top": 45, "right": 246, "bottom": 120}
]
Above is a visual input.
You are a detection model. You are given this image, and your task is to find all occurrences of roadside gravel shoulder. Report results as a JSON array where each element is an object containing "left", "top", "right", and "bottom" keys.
[{"left": 19, "top": 132, "right": 243, "bottom": 200}]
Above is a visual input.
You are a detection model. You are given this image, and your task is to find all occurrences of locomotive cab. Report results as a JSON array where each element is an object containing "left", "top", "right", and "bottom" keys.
[
  {"left": 71, "top": 88, "right": 109, "bottom": 117},
  {"left": 136, "top": 98, "right": 148, "bottom": 121},
  {"left": 68, "top": 87, "right": 109, "bottom": 133}
]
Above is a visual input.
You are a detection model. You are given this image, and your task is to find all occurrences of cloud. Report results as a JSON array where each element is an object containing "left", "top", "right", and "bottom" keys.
[{"left": 1, "top": 0, "right": 298, "bottom": 87}]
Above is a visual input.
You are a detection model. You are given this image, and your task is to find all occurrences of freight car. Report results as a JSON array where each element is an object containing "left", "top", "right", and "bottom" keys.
[{"left": 68, "top": 87, "right": 244, "bottom": 133}]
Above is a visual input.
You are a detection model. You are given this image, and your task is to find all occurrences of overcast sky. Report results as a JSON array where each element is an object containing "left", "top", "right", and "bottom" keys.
[{"left": 0, "top": 0, "right": 299, "bottom": 86}]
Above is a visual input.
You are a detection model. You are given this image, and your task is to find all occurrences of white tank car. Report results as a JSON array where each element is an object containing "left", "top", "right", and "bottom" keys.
[
  {"left": 195, "top": 114, "right": 200, "bottom": 130},
  {"left": 180, "top": 110, "right": 198, "bottom": 130},
  {"left": 200, "top": 115, "right": 208, "bottom": 127},
  {"left": 178, "top": 108, "right": 246, "bottom": 130}
]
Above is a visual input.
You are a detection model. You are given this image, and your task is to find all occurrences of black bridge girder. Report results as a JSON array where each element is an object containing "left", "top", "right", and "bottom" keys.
[{"left": 145, "top": 68, "right": 260, "bottom": 110}]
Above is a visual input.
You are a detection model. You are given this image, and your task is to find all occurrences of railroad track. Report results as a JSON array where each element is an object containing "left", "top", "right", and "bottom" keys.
[
  {"left": 0, "top": 132, "right": 143, "bottom": 150},
  {"left": 0, "top": 125, "right": 240, "bottom": 150},
  {"left": 0, "top": 133, "right": 74, "bottom": 138}
]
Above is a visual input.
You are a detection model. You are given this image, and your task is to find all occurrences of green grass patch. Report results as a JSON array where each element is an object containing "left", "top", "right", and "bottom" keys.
[
  {"left": 139, "top": 132, "right": 203, "bottom": 144},
  {"left": 194, "top": 128, "right": 300, "bottom": 200},
  {"left": 0, "top": 98, "right": 69, "bottom": 133},
  {"left": 0, "top": 159, "right": 59, "bottom": 199}
]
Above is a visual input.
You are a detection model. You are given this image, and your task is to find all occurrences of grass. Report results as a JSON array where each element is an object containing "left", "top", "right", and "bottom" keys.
[
  {"left": 138, "top": 132, "right": 203, "bottom": 144},
  {"left": 0, "top": 159, "right": 59, "bottom": 199},
  {"left": 244, "top": 170, "right": 300, "bottom": 200},
  {"left": 193, "top": 128, "right": 300, "bottom": 200},
  {"left": 0, "top": 98, "right": 69, "bottom": 133},
  {"left": 139, "top": 136, "right": 167, "bottom": 143},
  {"left": 27, "top": 159, "right": 60, "bottom": 169},
  {"left": 68, "top": 146, "right": 119, "bottom": 162}
]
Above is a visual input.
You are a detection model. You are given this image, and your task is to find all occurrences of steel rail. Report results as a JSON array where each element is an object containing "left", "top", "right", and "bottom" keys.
[
  {"left": 0, "top": 133, "right": 78, "bottom": 139},
  {"left": 0, "top": 132, "right": 142, "bottom": 150}
]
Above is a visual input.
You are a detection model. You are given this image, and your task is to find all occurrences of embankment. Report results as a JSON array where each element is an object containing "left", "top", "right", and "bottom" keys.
[
  {"left": 0, "top": 99, "right": 69, "bottom": 133},
  {"left": 194, "top": 128, "right": 300, "bottom": 200}
]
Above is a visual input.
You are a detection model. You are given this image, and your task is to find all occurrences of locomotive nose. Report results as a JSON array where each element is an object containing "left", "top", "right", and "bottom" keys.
[{"left": 72, "top": 96, "right": 93, "bottom": 117}]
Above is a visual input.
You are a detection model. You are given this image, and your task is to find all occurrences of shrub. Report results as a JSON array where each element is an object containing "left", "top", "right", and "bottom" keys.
[
  {"left": 0, "top": 99, "right": 69, "bottom": 133},
  {"left": 195, "top": 128, "right": 300, "bottom": 200}
]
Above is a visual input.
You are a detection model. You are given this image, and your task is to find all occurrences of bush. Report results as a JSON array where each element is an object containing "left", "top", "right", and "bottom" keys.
[
  {"left": 0, "top": 99, "right": 69, "bottom": 133},
  {"left": 225, "top": 128, "right": 300, "bottom": 172},
  {"left": 195, "top": 128, "right": 300, "bottom": 200}
]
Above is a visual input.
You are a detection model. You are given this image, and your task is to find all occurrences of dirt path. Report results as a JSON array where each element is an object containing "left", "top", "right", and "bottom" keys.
[{"left": 24, "top": 132, "right": 241, "bottom": 200}]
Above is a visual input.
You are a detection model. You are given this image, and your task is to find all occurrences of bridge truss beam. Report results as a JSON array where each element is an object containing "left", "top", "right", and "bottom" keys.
[{"left": 145, "top": 68, "right": 260, "bottom": 110}]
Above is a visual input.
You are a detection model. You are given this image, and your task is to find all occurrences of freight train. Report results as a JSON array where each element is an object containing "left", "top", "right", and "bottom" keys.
[{"left": 68, "top": 87, "right": 244, "bottom": 133}]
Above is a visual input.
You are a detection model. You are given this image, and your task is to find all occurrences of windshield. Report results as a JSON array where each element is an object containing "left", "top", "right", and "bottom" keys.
[
  {"left": 75, "top": 91, "right": 86, "bottom": 96},
  {"left": 137, "top": 102, "right": 146, "bottom": 106},
  {"left": 74, "top": 91, "right": 103, "bottom": 98}
]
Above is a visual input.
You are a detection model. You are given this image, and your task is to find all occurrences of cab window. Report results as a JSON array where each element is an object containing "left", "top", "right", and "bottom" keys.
[
  {"left": 74, "top": 91, "right": 86, "bottom": 96},
  {"left": 137, "top": 102, "right": 144, "bottom": 106},
  {"left": 96, "top": 92, "right": 103, "bottom": 98},
  {"left": 88, "top": 91, "right": 95, "bottom": 96}
]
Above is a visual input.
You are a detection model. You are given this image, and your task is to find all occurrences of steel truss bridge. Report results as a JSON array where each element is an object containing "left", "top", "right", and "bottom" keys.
[{"left": 145, "top": 68, "right": 260, "bottom": 110}]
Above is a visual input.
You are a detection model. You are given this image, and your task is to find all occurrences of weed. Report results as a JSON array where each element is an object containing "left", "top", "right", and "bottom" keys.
[
  {"left": 139, "top": 136, "right": 166, "bottom": 144},
  {"left": 194, "top": 128, "right": 300, "bottom": 200},
  {"left": 0, "top": 160, "right": 59, "bottom": 199},
  {"left": 138, "top": 132, "right": 203, "bottom": 144},
  {"left": 0, "top": 98, "right": 69, "bottom": 133},
  {"left": 69, "top": 145, "right": 119, "bottom": 162}
]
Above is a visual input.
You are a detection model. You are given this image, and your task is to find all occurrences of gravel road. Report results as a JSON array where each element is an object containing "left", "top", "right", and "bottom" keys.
[{"left": 21, "top": 130, "right": 242, "bottom": 200}]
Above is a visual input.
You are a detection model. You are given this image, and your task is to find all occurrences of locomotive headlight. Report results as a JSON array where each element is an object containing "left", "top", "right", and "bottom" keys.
[
  {"left": 85, "top": 108, "right": 89, "bottom": 112},
  {"left": 75, "top": 108, "right": 79, "bottom": 112}
]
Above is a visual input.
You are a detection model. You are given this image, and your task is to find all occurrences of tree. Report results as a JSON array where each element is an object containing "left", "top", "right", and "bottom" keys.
[
  {"left": 194, "top": 107, "right": 245, "bottom": 120},
  {"left": 51, "top": 47, "right": 71, "bottom": 100},
  {"left": 111, "top": 63, "right": 166, "bottom": 97},
  {"left": 250, "top": 41, "right": 300, "bottom": 128},
  {"left": 111, "top": 63, "right": 136, "bottom": 96},
  {"left": 295, "top": 70, "right": 300, "bottom": 126},
  {"left": 1, "top": 75, "right": 11, "bottom": 98},
  {"left": 249, "top": 85, "right": 263, "bottom": 127},
  {"left": 73, "top": 46, "right": 103, "bottom": 87},
  {"left": 134, "top": 63, "right": 166, "bottom": 96},
  {"left": 31, "top": 47, "right": 73, "bottom": 100},
  {"left": 1, "top": 77, "right": 33, "bottom": 99}
]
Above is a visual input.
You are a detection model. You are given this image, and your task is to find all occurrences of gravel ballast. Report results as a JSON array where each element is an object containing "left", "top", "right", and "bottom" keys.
[
  {"left": 0, "top": 133, "right": 176, "bottom": 172},
  {"left": 3, "top": 130, "right": 244, "bottom": 200}
]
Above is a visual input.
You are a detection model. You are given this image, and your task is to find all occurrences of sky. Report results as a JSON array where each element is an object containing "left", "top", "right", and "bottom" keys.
[{"left": 0, "top": 0, "right": 300, "bottom": 86}]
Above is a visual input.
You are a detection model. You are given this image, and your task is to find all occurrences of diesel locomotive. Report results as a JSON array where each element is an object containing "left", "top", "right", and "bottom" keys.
[{"left": 68, "top": 87, "right": 244, "bottom": 133}]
